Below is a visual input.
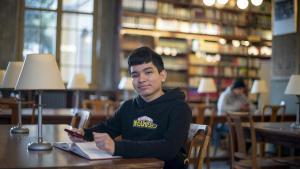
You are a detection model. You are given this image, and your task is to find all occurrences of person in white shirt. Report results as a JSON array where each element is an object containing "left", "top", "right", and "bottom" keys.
[
  {"left": 217, "top": 79, "right": 255, "bottom": 115},
  {"left": 213, "top": 78, "right": 255, "bottom": 152}
]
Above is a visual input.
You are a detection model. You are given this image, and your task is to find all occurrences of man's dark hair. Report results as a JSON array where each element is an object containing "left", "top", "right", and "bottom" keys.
[
  {"left": 127, "top": 46, "right": 164, "bottom": 74},
  {"left": 231, "top": 78, "right": 246, "bottom": 90}
]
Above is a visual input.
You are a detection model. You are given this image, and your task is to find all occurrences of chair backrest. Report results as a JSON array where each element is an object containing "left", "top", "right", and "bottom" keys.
[
  {"left": 82, "top": 99, "right": 118, "bottom": 117},
  {"left": 261, "top": 105, "right": 285, "bottom": 122},
  {"left": 0, "top": 98, "right": 35, "bottom": 124},
  {"left": 0, "top": 98, "right": 18, "bottom": 124},
  {"left": 70, "top": 109, "right": 91, "bottom": 129},
  {"left": 186, "top": 124, "right": 211, "bottom": 169},
  {"left": 189, "top": 103, "right": 216, "bottom": 126},
  {"left": 227, "top": 112, "right": 257, "bottom": 169}
]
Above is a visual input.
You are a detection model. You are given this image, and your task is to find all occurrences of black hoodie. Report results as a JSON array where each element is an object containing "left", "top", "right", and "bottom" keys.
[{"left": 84, "top": 88, "right": 192, "bottom": 169}]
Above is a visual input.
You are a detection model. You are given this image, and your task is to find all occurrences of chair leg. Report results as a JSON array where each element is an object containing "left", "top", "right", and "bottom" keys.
[
  {"left": 259, "top": 143, "right": 265, "bottom": 157},
  {"left": 206, "top": 142, "right": 211, "bottom": 169}
]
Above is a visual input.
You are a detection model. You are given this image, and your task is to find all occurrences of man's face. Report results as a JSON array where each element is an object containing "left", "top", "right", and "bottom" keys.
[
  {"left": 232, "top": 87, "right": 245, "bottom": 96},
  {"left": 130, "top": 62, "right": 167, "bottom": 102}
]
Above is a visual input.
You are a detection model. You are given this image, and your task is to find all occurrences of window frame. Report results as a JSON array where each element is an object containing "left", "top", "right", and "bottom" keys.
[{"left": 18, "top": 0, "right": 98, "bottom": 85}]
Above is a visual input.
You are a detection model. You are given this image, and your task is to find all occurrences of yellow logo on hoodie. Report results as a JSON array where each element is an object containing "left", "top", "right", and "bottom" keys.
[{"left": 133, "top": 116, "right": 157, "bottom": 129}]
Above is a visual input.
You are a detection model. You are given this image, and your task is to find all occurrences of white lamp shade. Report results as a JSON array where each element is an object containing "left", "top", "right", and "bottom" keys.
[
  {"left": 197, "top": 78, "right": 217, "bottom": 93},
  {"left": 15, "top": 54, "right": 65, "bottom": 90},
  {"left": 285, "top": 75, "right": 300, "bottom": 95},
  {"left": 67, "top": 73, "right": 89, "bottom": 89},
  {"left": 2, "top": 62, "right": 23, "bottom": 89},
  {"left": 0, "top": 70, "right": 5, "bottom": 87},
  {"left": 118, "top": 77, "right": 134, "bottom": 90},
  {"left": 251, "top": 80, "right": 268, "bottom": 94}
]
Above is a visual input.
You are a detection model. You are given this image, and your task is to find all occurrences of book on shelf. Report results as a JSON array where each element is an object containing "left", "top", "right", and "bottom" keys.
[{"left": 54, "top": 142, "right": 121, "bottom": 160}]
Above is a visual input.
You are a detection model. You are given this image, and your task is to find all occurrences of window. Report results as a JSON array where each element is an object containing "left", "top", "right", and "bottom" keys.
[{"left": 23, "top": 0, "right": 94, "bottom": 83}]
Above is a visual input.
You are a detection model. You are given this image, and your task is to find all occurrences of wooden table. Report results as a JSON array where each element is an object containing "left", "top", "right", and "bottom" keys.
[
  {"left": 0, "top": 124, "right": 164, "bottom": 169},
  {"left": 0, "top": 108, "right": 108, "bottom": 126},
  {"left": 0, "top": 107, "right": 296, "bottom": 129},
  {"left": 243, "top": 122, "right": 300, "bottom": 148}
]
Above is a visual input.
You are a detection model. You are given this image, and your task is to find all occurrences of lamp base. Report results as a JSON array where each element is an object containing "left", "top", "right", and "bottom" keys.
[
  {"left": 28, "top": 142, "right": 52, "bottom": 151},
  {"left": 10, "top": 126, "right": 29, "bottom": 134},
  {"left": 290, "top": 123, "right": 300, "bottom": 129}
]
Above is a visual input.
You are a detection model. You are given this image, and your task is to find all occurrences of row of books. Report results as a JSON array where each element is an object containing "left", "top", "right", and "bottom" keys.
[
  {"left": 157, "top": 38, "right": 189, "bottom": 54},
  {"left": 187, "top": 89, "right": 219, "bottom": 102},
  {"left": 188, "top": 66, "right": 256, "bottom": 78},
  {"left": 122, "top": 14, "right": 272, "bottom": 41},
  {"left": 122, "top": 13, "right": 270, "bottom": 35},
  {"left": 158, "top": 2, "right": 270, "bottom": 29},
  {"left": 193, "top": 39, "right": 271, "bottom": 57},
  {"left": 122, "top": 0, "right": 157, "bottom": 13},
  {"left": 189, "top": 66, "right": 218, "bottom": 76},
  {"left": 165, "top": 71, "right": 187, "bottom": 88},
  {"left": 163, "top": 57, "right": 188, "bottom": 70}
]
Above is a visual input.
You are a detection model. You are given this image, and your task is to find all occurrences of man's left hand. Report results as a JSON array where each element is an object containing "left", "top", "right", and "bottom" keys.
[{"left": 93, "top": 132, "right": 115, "bottom": 154}]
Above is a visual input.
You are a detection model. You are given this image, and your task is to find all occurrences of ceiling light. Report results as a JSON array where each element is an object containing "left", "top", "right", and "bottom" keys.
[
  {"left": 203, "top": 0, "right": 216, "bottom": 6},
  {"left": 217, "top": 0, "right": 229, "bottom": 5},
  {"left": 237, "top": 0, "right": 249, "bottom": 9},
  {"left": 251, "top": 0, "right": 263, "bottom": 6},
  {"left": 241, "top": 40, "right": 250, "bottom": 46},
  {"left": 219, "top": 38, "right": 227, "bottom": 45},
  {"left": 232, "top": 40, "right": 240, "bottom": 47}
]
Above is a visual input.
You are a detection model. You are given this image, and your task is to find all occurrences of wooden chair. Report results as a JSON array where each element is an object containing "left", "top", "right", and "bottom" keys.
[
  {"left": 261, "top": 105, "right": 285, "bottom": 123},
  {"left": 70, "top": 109, "right": 91, "bottom": 129},
  {"left": 82, "top": 99, "right": 118, "bottom": 118},
  {"left": 226, "top": 111, "right": 288, "bottom": 169},
  {"left": 185, "top": 124, "right": 211, "bottom": 169},
  {"left": 260, "top": 105, "right": 286, "bottom": 157},
  {"left": 189, "top": 103, "right": 216, "bottom": 169},
  {"left": 0, "top": 98, "right": 35, "bottom": 124}
]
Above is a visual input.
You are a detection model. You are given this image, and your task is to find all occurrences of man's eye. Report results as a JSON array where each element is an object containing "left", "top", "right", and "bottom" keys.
[
  {"left": 131, "top": 74, "right": 138, "bottom": 78},
  {"left": 145, "top": 71, "right": 153, "bottom": 75}
]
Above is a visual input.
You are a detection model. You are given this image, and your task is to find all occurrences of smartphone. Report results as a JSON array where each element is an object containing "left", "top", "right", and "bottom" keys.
[{"left": 64, "top": 128, "right": 84, "bottom": 139}]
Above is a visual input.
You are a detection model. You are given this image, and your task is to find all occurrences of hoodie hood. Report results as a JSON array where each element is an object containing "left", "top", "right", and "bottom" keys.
[{"left": 133, "top": 88, "right": 185, "bottom": 109}]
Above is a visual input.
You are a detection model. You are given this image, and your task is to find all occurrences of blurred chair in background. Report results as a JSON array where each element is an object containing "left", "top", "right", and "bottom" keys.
[
  {"left": 70, "top": 109, "right": 91, "bottom": 129},
  {"left": 260, "top": 105, "right": 286, "bottom": 157},
  {"left": 190, "top": 103, "right": 216, "bottom": 169},
  {"left": 186, "top": 124, "right": 211, "bottom": 169},
  {"left": 82, "top": 99, "right": 119, "bottom": 118},
  {"left": 226, "top": 111, "right": 288, "bottom": 169}
]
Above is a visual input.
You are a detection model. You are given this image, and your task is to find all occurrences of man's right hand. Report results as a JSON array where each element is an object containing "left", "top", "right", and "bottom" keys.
[
  {"left": 240, "top": 103, "right": 249, "bottom": 111},
  {"left": 68, "top": 128, "right": 85, "bottom": 142}
]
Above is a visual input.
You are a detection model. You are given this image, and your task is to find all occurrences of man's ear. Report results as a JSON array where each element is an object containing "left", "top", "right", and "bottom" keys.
[{"left": 160, "top": 70, "right": 167, "bottom": 82}]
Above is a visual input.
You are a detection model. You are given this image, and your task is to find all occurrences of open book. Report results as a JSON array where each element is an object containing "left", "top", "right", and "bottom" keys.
[{"left": 54, "top": 142, "right": 121, "bottom": 160}]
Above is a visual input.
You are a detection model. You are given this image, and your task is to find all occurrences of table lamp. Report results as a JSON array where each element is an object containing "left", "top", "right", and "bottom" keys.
[
  {"left": 285, "top": 74, "right": 300, "bottom": 129},
  {"left": 15, "top": 54, "right": 65, "bottom": 150},
  {"left": 0, "top": 69, "right": 5, "bottom": 86},
  {"left": 0, "top": 69, "right": 5, "bottom": 97},
  {"left": 118, "top": 76, "right": 134, "bottom": 100},
  {"left": 251, "top": 79, "right": 268, "bottom": 110},
  {"left": 2, "top": 62, "right": 29, "bottom": 134},
  {"left": 67, "top": 73, "right": 89, "bottom": 109},
  {"left": 197, "top": 78, "right": 217, "bottom": 105}
]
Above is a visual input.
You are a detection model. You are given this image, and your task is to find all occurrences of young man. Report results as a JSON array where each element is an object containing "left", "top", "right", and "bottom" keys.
[{"left": 69, "top": 46, "right": 192, "bottom": 169}]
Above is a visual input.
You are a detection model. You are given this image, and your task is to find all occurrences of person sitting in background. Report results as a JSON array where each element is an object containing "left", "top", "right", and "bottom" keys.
[
  {"left": 217, "top": 78, "right": 255, "bottom": 115},
  {"left": 69, "top": 46, "right": 192, "bottom": 169},
  {"left": 213, "top": 79, "right": 255, "bottom": 155}
]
